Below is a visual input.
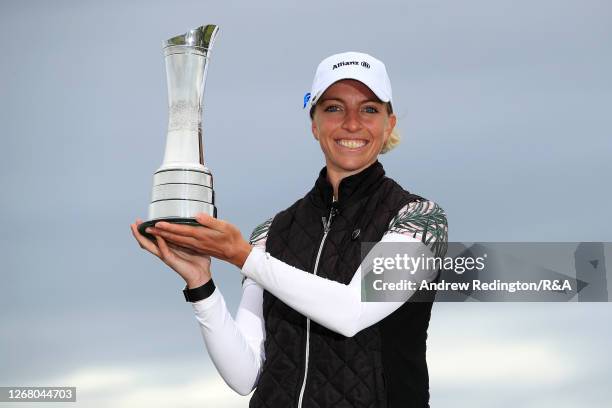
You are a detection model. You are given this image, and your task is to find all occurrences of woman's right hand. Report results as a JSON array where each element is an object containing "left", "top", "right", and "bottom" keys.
[{"left": 131, "top": 218, "right": 212, "bottom": 289}]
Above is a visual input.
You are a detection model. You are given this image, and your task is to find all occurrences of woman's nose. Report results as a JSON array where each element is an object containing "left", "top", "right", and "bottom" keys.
[{"left": 341, "top": 109, "right": 362, "bottom": 132}]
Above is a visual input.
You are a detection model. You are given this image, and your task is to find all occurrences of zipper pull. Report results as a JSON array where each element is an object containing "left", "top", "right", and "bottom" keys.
[
  {"left": 322, "top": 195, "right": 338, "bottom": 234},
  {"left": 330, "top": 202, "right": 339, "bottom": 221}
]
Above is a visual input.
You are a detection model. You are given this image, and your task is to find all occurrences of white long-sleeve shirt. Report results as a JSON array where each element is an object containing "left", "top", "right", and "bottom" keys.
[{"left": 191, "top": 200, "right": 448, "bottom": 396}]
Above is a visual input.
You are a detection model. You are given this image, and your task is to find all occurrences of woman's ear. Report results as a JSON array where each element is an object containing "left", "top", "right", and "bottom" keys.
[{"left": 384, "top": 113, "right": 397, "bottom": 144}]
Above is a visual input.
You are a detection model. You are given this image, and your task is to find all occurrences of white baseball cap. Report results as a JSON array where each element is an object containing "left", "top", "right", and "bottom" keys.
[{"left": 303, "top": 51, "right": 393, "bottom": 113}]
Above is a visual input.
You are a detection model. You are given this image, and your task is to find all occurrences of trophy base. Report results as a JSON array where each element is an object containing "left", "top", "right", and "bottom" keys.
[
  {"left": 140, "top": 166, "right": 217, "bottom": 241},
  {"left": 138, "top": 208, "right": 217, "bottom": 242}
]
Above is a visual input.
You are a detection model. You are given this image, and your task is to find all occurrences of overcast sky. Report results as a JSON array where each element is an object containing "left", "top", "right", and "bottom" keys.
[{"left": 1, "top": 0, "right": 611, "bottom": 407}]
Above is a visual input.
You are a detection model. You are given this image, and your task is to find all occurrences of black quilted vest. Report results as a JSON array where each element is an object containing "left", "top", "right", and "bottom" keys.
[{"left": 250, "top": 160, "right": 434, "bottom": 408}]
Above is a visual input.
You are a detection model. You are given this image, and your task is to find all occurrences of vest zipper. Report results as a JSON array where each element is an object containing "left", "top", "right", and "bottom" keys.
[{"left": 297, "top": 201, "right": 337, "bottom": 408}]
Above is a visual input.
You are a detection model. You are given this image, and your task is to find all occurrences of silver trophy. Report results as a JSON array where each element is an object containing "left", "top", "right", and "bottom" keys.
[{"left": 139, "top": 24, "right": 219, "bottom": 239}]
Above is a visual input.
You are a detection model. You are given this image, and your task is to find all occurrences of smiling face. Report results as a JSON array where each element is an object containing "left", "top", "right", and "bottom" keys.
[{"left": 311, "top": 79, "right": 396, "bottom": 177}]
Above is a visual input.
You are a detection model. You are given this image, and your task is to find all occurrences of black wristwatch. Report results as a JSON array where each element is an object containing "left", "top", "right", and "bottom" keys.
[{"left": 183, "top": 279, "right": 216, "bottom": 302}]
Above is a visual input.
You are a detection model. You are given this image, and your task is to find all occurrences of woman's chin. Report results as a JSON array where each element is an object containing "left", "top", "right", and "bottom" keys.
[{"left": 329, "top": 156, "right": 374, "bottom": 173}]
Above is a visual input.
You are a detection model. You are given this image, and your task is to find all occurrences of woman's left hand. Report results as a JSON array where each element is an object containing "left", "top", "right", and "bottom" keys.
[{"left": 145, "top": 213, "right": 253, "bottom": 269}]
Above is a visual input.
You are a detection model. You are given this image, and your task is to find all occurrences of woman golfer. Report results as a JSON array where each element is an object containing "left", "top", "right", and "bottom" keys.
[{"left": 131, "top": 51, "right": 448, "bottom": 408}]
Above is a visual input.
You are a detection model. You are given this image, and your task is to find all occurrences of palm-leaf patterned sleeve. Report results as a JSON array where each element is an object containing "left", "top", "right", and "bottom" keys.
[
  {"left": 248, "top": 217, "right": 273, "bottom": 249},
  {"left": 384, "top": 200, "right": 448, "bottom": 258},
  {"left": 242, "top": 217, "right": 273, "bottom": 285}
]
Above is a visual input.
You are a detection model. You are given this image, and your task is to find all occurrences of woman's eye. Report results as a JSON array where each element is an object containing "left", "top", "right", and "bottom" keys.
[{"left": 324, "top": 105, "right": 341, "bottom": 112}]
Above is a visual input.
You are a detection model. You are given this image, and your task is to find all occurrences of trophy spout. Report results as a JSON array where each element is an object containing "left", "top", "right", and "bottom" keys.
[
  {"left": 164, "top": 24, "right": 219, "bottom": 51},
  {"left": 161, "top": 25, "right": 219, "bottom": 169}
]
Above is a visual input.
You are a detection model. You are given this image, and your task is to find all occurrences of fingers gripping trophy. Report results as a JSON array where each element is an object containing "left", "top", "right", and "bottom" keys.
[{"left": 139, "top": 25, "right": 219, "bottom": 240}]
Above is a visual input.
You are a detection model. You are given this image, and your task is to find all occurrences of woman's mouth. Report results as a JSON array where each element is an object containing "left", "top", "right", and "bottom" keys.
[{"left": 335, "top": 139, "right": 368, "bottom": 150}]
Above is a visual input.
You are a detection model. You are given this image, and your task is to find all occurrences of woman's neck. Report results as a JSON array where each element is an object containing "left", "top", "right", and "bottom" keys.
[{"left": 325, "top": 159, "right": 376, "bottom": 200}]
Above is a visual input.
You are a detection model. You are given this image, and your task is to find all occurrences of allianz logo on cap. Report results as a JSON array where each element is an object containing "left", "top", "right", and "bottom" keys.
[{"left": 332, "top": 60, "right": 371, "bottom": 70}]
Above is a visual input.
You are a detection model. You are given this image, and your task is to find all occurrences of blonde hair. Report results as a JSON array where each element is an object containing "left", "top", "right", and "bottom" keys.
[{"left": 381, "top": 126, "right": 400, "bottom": 154}]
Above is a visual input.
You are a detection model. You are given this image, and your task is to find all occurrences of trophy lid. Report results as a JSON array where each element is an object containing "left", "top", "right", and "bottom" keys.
[{"left": 163, "top": 24, "right": 219, "bottom": 51}]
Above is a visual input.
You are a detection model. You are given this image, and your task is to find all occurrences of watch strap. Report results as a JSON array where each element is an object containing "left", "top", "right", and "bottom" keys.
[{"left": 183, "top": 279, "right": 216, "bottom": 302}]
